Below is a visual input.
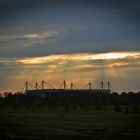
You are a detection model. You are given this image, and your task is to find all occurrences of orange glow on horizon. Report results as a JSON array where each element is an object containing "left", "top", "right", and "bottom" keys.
[{"left": 0, "top": 51, "right": 140, "bottom": 93}]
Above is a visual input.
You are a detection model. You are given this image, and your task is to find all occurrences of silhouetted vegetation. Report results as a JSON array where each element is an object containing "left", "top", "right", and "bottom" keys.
[
  {"left": 0, "top": 91, "right": 140, "bottom": 140},
  {"left": 0, "top": 91, "right": 140, "bottom": 113}
]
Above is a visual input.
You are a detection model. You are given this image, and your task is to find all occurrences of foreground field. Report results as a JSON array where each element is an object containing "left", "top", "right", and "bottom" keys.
[{"left": 0, "top": 109, "right": 140, "bottom": 140}]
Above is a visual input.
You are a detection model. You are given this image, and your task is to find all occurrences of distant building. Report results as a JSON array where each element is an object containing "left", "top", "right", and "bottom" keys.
[{"left": 23, "top": 81, "right": 113, "bottom": 96}]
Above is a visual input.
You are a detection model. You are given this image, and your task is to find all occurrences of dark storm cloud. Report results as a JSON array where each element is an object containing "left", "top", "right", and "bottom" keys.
[{"left": 0, "top": 0, "right": 140, "bottom": 24}]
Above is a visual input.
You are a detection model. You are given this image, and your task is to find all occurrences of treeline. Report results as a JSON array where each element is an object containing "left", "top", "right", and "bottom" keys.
[{"left": 0, "top": 92, "right": 140, "bottom": 113}]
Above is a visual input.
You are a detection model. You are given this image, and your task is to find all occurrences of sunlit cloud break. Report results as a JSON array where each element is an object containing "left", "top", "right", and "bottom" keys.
[{"left": 16, "top": 52, "right": 140, "bottom": 64}]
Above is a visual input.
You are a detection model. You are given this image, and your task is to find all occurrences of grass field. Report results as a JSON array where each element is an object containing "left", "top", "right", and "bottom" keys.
[{"left": 0, "top": 109, "right": 140, "bottom": 140}]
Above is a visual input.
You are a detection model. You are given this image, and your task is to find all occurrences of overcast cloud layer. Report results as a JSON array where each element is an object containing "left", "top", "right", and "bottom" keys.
[{"left": 0, "top": 0, "right": 140, "bottom": 92}]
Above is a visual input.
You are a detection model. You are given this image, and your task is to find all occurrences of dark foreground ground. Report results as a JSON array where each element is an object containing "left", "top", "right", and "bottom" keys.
[{"left": 0, "top": 109, "right": 140, "bottom": 140}]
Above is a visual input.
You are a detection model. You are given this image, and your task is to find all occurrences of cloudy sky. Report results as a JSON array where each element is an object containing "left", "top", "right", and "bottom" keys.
[{"left": 0, "top": 0, "right": 140, "bottom": 93}]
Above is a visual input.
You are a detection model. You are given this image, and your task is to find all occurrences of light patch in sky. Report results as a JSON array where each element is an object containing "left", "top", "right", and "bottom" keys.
[{"left": 15, "top": 52, "right": 140, "bottom": 64}]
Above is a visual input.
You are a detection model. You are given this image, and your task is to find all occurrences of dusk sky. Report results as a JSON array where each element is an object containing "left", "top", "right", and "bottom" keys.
[{"left": 0, "top": 0, "right": 140, "bottom": 93}]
